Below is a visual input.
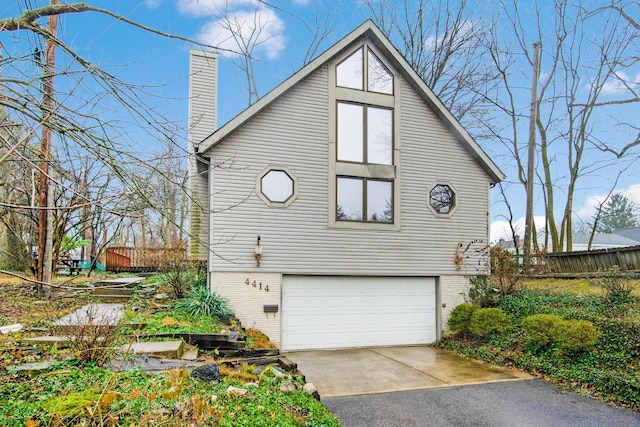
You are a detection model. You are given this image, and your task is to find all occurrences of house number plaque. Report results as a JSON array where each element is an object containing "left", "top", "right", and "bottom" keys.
[{"left": 245, "top": 278, "right": 269, "bottom": 292}]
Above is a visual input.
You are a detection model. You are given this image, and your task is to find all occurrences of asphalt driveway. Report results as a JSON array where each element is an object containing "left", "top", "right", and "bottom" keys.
[
  {"left": 323, "top": 380, "right": 640, "bottom": 427},
  {"left": 286, "top": 346, "right": 640, "bottom": 427}
]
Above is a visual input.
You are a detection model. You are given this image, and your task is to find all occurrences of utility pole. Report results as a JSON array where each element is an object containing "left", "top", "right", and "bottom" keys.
[
  {"left": 37, "top": 0, "right": 59, "bottom": 297},
  {"left": 523, "top": 41, "right": 541, "bottom": 270}
]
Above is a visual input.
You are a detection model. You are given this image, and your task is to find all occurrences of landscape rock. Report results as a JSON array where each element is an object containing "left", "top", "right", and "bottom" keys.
[
  {"left": 259, "top": 365, "right": 291, "bottom": 383},
  {"left": 228, "top": 331, "right": 240, "bottom": 341},
  {"left": 123, "top": 340, "right": 183, "bottom": 359},
  {"left": 107, "top": 355, "right": 200, "bottom": 372},
  {"left": 191, "top": 363, "right": 221, "bottom": 382},
  {"left": 227, "top": 386, "right": 249, "bottom": 396},
  {"left": 154, "top": 293, "right": 169, "bottom": 300},
  {"left": 304, "top": 383, "right": 320, "bottom": 400},
  {"left": 181, "top": 347, "right": 199, "bottom": 361},
  {"left": 0, "top": 323, "right": 23, "bottom": 334},
  {"left": 9, "top": 361, "right": 54, "bottom": 376},
  {"left": 280, "top": 384, "right": 296, "bottom": 392}
]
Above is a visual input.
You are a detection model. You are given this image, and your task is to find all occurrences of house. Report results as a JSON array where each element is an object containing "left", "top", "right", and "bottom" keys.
[
  {"left": 187, "top": 20, "right": 504, "bottom": 351},
  {"left": 612, "top": 226, "right": 640, "bottom": 245},
  {"left": 493, "top": 235, "right": 522, "bottom": 253},
  {"left": 571, "top": 230, "right": 640, "bottom": 251}
]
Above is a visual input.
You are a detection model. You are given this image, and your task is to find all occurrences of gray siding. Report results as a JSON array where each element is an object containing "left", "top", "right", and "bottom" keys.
[
  {"left": 208, "top": 66, "right": 491, "bottom": 276},
  {"left": 188, "top": 50, "right": 217, "bottom": 260}
]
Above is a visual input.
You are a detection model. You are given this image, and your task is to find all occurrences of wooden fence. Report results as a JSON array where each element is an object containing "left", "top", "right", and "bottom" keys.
[
  {"left": 545, "top": 245, "right": 640, "bottom": 275},
  {"left": 105, "top": 247, "right": 186, "bottom": 272}
]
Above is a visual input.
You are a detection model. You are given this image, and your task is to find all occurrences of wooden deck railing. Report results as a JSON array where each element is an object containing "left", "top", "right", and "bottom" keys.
[{"left": 105, "top": 247, "right": 187, "bottom": 272}]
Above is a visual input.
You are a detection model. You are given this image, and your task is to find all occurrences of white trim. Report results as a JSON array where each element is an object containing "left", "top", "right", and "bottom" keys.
[
  {"left": 255, "top": 166, "right": 299, "bottom": 208},
  {"left": 427, "top": 181, "right": 459, "bottom": 218}
]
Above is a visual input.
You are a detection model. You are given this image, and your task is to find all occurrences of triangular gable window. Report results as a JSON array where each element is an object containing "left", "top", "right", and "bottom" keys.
[
  {"left": 336, "top": 47, "right": 363, "bottom": 90},
  {"left": 368, "top": 51, "right": 393, "bottom": 94},
  {"left": 336, "top": 47, "right": 393, "bottom": 95}
]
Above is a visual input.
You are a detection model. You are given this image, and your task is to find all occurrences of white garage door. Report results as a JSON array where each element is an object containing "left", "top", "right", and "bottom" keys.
[{"left": 281, "top": 276, "right": 437, "bottom": 351}]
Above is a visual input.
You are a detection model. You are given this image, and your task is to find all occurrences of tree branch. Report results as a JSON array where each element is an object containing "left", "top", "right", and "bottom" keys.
[{"left": 0, "top": 2, "right": 239, "bottom": 54}]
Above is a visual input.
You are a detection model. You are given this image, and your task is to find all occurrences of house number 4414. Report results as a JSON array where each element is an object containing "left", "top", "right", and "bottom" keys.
[{"left": 245, "top": 279, "right": 269, "bottom": 292}]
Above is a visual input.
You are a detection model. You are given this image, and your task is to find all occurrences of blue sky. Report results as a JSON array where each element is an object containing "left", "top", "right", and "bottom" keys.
[{"left": 4, "top": 0, "right": 640, "bottom": 243}]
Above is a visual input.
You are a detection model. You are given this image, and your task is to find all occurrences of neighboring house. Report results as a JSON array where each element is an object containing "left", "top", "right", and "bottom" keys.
[
  {"left": 612, "top": 226, "right": 640, "bottom": 245},
  {"left": 493, "top": 235, "right": 522, "bottom": 253},
  {"left": 187, "top": 20, "right": 504, "bottom": 351},
  {"left": 572, "top": 230, "right": 640, "bottom": 251}
]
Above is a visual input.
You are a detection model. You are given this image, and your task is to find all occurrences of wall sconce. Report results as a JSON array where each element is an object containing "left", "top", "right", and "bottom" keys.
[{"left": 254, "top": 235, "right": 263, "bottom": 267}]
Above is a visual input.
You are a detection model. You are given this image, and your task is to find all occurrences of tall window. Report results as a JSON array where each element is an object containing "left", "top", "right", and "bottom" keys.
[
  {"left": 333, "top": 46, "right": 396, "bottom": 225},
  {"left": 337, "top": 103, "right": 392, "bottom": 165}
]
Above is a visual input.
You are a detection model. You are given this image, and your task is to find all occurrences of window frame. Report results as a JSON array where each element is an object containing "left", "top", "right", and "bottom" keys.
[
  {"left": 427, "top": 182, "right": 458, "bottom": 217},
  {"left": 328, "top": 42, "right": 401, "bottom": 231},
  {"left": 336, "top": 176, "right": 394, "bottom": 223},
  {"left": 336, "top": 101, "right": 394, "bottom": 166},
  {"left": 367, "top": 50, "right": 394, "bottom": 95},
  {"left": 256, "top": 166, "right": 299, "bottom": 208}
]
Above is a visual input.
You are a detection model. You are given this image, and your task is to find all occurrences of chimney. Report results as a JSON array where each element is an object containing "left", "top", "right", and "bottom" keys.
[
  {"left": 189, "top": 50, "right": 218, "bottom": 151},
  {"left": 188, "top": 50, "right": 217, "bottom": 261}
]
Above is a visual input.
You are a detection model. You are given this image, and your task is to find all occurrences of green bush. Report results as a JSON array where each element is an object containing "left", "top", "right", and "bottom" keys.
[
  {"left": 448, "top": 303, "right": 479, "bottom": 333},
  {"left": 174, "top": 285, "right": 234, "bottom": 317},
  {"left": 522, "top": 314, "right": 564, "bottom": 346},
  {"left": 551, "top": 319, "right": 600, "bottom": 354},
  {"left": 439, "top": 290, "right": 640, "bottom": 410},
  {"left": 469, "top": 308, "right": 510, "bottom": 338}
]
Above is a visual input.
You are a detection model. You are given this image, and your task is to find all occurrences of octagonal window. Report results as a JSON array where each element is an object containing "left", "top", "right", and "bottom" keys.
[
  {"left": 429, "top": 184, "right": 456, "bottom": 215},
  {"left": 257, "top": 167, "right": 298, "bottom": 207}
]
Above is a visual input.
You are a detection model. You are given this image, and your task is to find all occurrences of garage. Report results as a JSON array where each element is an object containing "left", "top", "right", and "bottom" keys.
[{"left": 281, "top": 276, "right": 437, "bottom": 351}]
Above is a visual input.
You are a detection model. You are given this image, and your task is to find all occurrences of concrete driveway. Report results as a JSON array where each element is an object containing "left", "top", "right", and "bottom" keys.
[
  {"left": 286, "top": 346, "right": 640, "bottom": 427},
  {"left": 285, "top": 345, "right": 531, "bottom": 397}
]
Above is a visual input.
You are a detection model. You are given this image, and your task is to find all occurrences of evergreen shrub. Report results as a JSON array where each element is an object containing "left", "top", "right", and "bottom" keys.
[
  {"left": 551, "top": 319, "right": 600, "bottom": 354},
  {"left": 448, "top": 303, "right": 478, "bottom": 333},
  {"left": 522, "top": 313, "right": 563, "bottom": 346},
  {"left": 469, "top": 308, "right": 510, "bottom": 338}
]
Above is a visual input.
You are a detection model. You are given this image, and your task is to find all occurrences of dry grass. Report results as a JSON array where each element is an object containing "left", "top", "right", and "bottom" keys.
[
  {"left": 521, "top": 276, "right": 640, "bottom": 296},
  {"left": 0, "top": 273, "right": 122, "bottom": 330},
  {"left": 219, "top": 363, "right": 259, "bottom": 382},
  {"left": 245, "top": 328, "right": 278, "bottom": 349}
]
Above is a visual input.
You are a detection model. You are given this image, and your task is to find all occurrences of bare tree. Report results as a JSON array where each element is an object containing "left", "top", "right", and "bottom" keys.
[
  {"left": 201, "top": 3, "right": 334, "bottom": 106},
  {"left": 0, "top": 3, "right": 232, "bottom": 294},
  {"left": 363, "top": 0, "right": 495, "bottom": 123},
  {"left": 481, "top": 0, "right": 640, "bottom": 252}
]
